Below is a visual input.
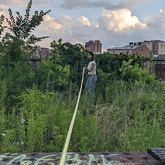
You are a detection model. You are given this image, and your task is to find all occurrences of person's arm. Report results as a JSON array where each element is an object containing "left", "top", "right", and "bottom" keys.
[
  {"left": 89, "top": 63, "right": 95, "bottom": 72},
  {"left": 85, "top": 63, "right": 95, "bottom": 72}
]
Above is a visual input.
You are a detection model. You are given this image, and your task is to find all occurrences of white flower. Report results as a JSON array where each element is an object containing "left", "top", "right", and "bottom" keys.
[
  {"left": 21, "top": 118, "right": 25, "bottom": 124},
  {"left": 21, "top": 113, "right": 25, "bottom": 124}
]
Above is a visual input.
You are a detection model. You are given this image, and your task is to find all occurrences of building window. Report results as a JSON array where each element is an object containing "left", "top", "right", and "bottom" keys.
[{"left": 141, "top": 49, "right": 143, "bottom": 51}]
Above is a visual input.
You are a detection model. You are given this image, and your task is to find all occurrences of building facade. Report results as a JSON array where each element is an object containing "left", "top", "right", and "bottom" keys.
[
  {"left": 132, "top": 44, "right": 154, "bottom": 73},
  {"left": 107, "top": 43, "right": 154, "bottom": 73},
  {"left": 107, "top": 40, "right": 165, "bottom": 73},
  {"left": 107, "top": 47, "right": 132, "bottom": 55},
  {"left": 29, "top": 46, "right": 53, "bottom": 70},
  {"left": 107, "top": 43, "right": 145, "bottom": 55},
  {"left": 85, "top": 40, "right": 102, "bottom": 54},
  {"left": 143, "top": 40, "right": 165, "bottom": 55},
  {"left": 108, "top": 40, "right": 165, "bottom": 56},
  {"left": 31, "top": 46, "right": 53, "bottom": 59}
]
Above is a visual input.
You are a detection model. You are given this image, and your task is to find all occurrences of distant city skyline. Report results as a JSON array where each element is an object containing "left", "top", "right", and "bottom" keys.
[
  {"left": 108, "top": 40, "right": 165, "bottom": 55},
  {"left": 1, "top": 0, "right": 165, "bottom": 53}
]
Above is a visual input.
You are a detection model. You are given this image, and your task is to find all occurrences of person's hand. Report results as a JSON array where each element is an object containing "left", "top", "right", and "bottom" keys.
[{"left": 84, "top": 67, "right": 87, "bottom": 70}]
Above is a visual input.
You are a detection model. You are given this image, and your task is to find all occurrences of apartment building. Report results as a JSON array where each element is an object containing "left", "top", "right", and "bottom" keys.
[
  {"left": 85, "top": 40, "right": 102, "bottom": 54},
  {"left": 144, "top": 40, "right": 165, "bottom": 55}
]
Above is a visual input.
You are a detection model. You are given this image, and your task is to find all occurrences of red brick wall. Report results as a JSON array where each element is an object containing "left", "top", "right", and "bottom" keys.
[{"left": 132, "top": 45, "right": 154, "bottom": 73}]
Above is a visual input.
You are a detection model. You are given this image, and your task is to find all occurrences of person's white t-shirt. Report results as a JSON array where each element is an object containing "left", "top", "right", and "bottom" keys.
[{"left": 87, "top": 61, "right": 96, "bottom": 75}]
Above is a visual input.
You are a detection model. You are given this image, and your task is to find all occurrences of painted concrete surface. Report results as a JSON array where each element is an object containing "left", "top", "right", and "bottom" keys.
[{"left": 0, "top": 152, "right": 164, "bottom": 165}]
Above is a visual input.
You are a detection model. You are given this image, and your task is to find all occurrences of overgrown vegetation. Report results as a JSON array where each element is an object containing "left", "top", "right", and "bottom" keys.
[{"left": 0, "top": 0, "right": 165, "bottom": 153}]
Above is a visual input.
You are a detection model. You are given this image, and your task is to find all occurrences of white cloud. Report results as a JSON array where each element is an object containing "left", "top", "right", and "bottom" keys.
[
  {"left": 38, "top": 15, "right": 63, "bottom": 31},
  {"left": 102, "top": 48, "right": 107, "bottom": 53},
  {"left": 0, "top": 4, "right": 9, "bottom": 11},
  {"left": 0, "top": 0, "right": 28, "bottom": 6},
  {"left": 24, "top": 8, "right": 165, "bottom": 52},
  {"left": 159, "top": 9, "right": 165, "bottom": 16},
  {"left": 100, "top": 9, "right": 146, "bottom": 32},
  {"left": 118, "top": 0, "right": 155, "bottom": 9},
  {"left": 33, "top": 38, "right": 52, "bottom": 48},
  {"left": 0, "top": 11, "right": 8, "bottom": 17},
  {"left": 97, "top": 8, "right": 165, "bottom": 48},
  {"left": 37, "top": 14, "right": 92, "bottom": 43},
  {"left": 59, "top": 0, "right": 154, "bottom": 10},
  {"left": 59, "top": 0, "right": 88, "bottom": 9},
  {"left": 38, "top": 0, "right": 56, "bottom": 7},
  {"left": 144, "top": 9, "right": 165, "bottom": 32},
  {"left": 77, "top": 16, "right": 90, "bottom": 27},
  {"left": 0, "top": 0, "right": 55, "bottom": 7},
  {"left": 71, "top": 38, "right": 84, "bottom": 45}
]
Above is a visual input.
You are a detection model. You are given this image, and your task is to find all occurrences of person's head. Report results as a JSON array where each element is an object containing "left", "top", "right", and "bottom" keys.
[{"left": 87, "top": 51, "right": 94, "bottom": 61}]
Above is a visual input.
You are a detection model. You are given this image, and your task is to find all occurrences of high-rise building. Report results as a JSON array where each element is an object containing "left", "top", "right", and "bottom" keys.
[
  {"left": 143, "top": 40, "right": 165, "bottom": 55},
  {"left": 85, "top": 40, "right": 102, "bottom": 54}
]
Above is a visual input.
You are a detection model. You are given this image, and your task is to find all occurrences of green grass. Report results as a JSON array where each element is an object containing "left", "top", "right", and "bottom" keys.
[{"left": 0, "top": 78, "right": 165, "bottom": 153}]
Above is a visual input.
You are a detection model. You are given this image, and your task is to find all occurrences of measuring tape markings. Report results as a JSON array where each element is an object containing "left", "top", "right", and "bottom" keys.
[{"left": 59, "top": 67, "right": 88, "bottom": 165}]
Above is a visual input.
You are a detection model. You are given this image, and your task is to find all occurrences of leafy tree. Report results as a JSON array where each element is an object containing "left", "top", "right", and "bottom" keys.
[
  {"left": 46, "top": 39, "right": 88, "bottom": 93},
  {"left": 0, "top": 15, "right": 7, "bottom": 37},
  {"left": 0, "top": 0, "right": 51, "bottom": 111},
  {"left": 34, "top": 40, "right": 71, "bottom": 93}
]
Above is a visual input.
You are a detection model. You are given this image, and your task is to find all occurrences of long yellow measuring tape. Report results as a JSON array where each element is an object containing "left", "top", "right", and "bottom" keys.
[{"left": 58, "top": 67, "right": 86, "bottom": 165}]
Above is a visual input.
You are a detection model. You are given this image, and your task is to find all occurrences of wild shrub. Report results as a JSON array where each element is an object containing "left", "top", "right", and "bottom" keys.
[
  {"left": 119, "top": 58, "right": 158, "bottom": 91},
  {"left": 1, "top": 129, "right": 19, "bottom": 153},
  {"left": 0, "top": 0, "right": 51, "bottom": 111},
  {"left": 34, "top": 49, "right": 71, "bottom": 94},
  {"left": 1, "top": 0, "right": 164, "bottom": 154},
  {"left": 0, "top": 83, "right": 98, "bottom": 152}
]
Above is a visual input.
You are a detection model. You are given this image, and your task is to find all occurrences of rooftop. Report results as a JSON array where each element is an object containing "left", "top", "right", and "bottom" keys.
[{"left": 108, "top": 44, "right": 141, "bottom": 50}]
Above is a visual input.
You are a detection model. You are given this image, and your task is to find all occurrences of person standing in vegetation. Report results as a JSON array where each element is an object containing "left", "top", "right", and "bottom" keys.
[{"left": 84, "top": 51, "right": 97, "bottom": 105}]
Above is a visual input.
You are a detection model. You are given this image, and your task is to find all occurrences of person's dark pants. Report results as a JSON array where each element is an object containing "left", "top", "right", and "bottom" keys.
[{"left": 84, "top": 74, "right": 97, "bottom": 105}]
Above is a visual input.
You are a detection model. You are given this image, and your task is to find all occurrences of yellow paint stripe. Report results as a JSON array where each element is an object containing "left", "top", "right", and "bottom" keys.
[{"left": 58, "top": 67, "right": 86, "bottom": 165}]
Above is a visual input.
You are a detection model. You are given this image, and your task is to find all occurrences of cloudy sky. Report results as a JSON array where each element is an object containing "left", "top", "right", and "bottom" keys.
[{"left": 0, "top": 0, "right": 165, "bottom": 52}]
